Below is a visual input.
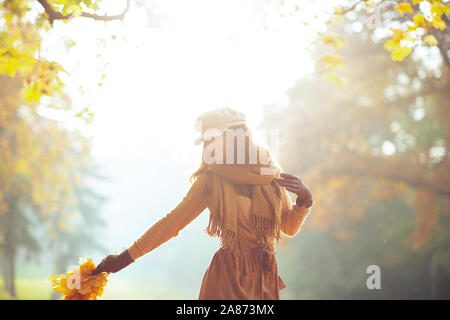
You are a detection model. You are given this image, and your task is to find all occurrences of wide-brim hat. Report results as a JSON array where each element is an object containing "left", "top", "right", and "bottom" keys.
[{"left": 194, "top": 107, "right": 246, "bottom": 145}]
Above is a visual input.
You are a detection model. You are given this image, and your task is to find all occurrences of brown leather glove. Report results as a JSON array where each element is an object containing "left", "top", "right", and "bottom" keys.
[
  {"left": 275, "top": 172, "right": 313, "bottom": 208},
  {"left": 91, "top": 249, "right": 134, "bottom": 275}
]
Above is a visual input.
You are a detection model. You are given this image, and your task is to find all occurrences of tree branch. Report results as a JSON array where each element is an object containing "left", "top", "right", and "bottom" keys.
[
  {"left": 437, "top": 14, "right": 450, "bottom": 68},
  {"left": 319, "top": 152, "right": 450, "bottom": 199},
  {"left": 340, "top": 0, "right": 364, "bottom": 14},
  {"left": 37, "top": 0, "right": 130, "bottom": 25},
  {"left": 330, "top": 167, "right": 450, "bottom": 198}
]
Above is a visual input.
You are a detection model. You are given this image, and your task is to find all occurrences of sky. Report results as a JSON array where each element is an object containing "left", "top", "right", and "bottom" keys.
[{"left": 40, "top": 0, "right": 333, "bottom": 163}]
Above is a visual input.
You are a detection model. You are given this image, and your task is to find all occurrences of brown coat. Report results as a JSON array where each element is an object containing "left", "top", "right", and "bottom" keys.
[{"left": 127, "top": 172, "right": 309, "bottom": 299}]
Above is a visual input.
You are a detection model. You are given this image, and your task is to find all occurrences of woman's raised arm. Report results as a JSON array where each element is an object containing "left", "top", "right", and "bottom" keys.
[{"left": 277, "top": 173, "right": 312, "bottom": 237}]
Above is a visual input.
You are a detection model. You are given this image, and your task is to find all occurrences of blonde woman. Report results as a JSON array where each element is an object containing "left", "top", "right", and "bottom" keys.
[{"left": 93, "top": 108, "right": 313, "bottom": 299}]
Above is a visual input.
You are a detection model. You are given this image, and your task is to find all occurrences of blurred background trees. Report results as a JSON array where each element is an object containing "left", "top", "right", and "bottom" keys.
[
  {"left": 0, "top": 0, "right": 119, "bottom": 298},
  {"left": 263, "top": 0, "right": 450, "bottom": 299},
  {"left": 0, "top": 72, "right": 106, "bottom": 298}
]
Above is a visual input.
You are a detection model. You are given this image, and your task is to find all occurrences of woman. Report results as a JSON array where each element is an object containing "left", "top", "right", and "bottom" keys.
[{"left": 92, "top": 107, "right": 313, "bottom": 299}]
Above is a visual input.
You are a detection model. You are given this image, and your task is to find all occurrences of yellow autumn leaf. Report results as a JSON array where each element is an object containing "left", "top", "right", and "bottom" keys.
[
  {"left": 395, "top": 3, "right": 413, "bottom": 14},
  {"left": 334, "top": 7, "right": 343, "bottom": 15},
  {"left": 63, "top": 4, "right": 83, "bottom": 17},
  {"left": 68, "top": 5, "right": 82, "bottom": 17},
  {"left": 384, "top": 39, "right": 399, "bottom": 51},
  {"left": 2, "top": 57, "right": 19, "bottom": 77},
  {"left": 431, "top": 16, "right": 446, "bottom": 30},
  {"left": 413, "top": 13, "right": 426, "bottom": 27},
  {"left": 430, "top": 3, "right": 450, "bottom": 16},
  {"left": 424, "top": 34, "right": 438, "bottom": 46},
  {"left": 23, "top": 84, "right": 42, "bottom": 103},
  {"left": 390, "top": 28, "right": 405, "bottom": 41},
  {"left": 391, "top": 46, "right": 412, "bottom": 61}
]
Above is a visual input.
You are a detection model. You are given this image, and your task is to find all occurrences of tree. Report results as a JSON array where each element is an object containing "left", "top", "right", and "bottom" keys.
[
  {"left": 264, "top": 1, "right": 449, "bottom": 298},
  {"left": 1, "top": 0, "right": 130, "bottom": 107},
  {"left": 0, "top": 0, "right": 129, "bottom": 297},
  {"left": 48, "top": 166, "right": 107, "bottom": 299},
  {"left": 0, "top": 74, "right": 91, "bottom": 297}
]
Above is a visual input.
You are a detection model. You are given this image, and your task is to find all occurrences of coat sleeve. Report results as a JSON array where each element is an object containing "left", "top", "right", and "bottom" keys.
[
  {"left": 127, "top": 174, "right": 209, "bottom": 260},
  {"left": 280, "top": 188, "right": 310, "bottom": 237}
]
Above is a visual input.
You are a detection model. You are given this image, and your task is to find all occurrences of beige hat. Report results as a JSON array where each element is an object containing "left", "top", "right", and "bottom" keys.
[{"left": 194, "top": 107, "right": 246, "bottom": 145}]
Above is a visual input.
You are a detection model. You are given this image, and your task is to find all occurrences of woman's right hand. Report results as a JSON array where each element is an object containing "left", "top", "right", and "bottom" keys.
[{"left": 276, "top": 172, "right": 313, "bottom": 208}]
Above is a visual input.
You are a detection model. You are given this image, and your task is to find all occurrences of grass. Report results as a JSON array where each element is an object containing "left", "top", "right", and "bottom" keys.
[
  {"left": 0, "top": 276, "right": 191, "bottom": 300},
  {"left": 0, "top": 260, "right": 195, "bottom": 300},
  {"left": 0, "top": 277, "right": 51, "bottom": 300}
]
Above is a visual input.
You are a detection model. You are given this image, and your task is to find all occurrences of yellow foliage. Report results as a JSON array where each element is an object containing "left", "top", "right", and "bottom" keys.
[
  {"left": 413, "top": 13, "right": 426, "bottom": 27},
  {"left": 321, "top": 35, "right": 347, "bottom": 50},
  {"left": 395, "top": 3, "right": 413, "bottom": 14},
  {"left": 14, "top": 159, "right": 31, "bottom": 176},
  {"left": 431, "top": 15, "right": 446, "bottom": 30},
  {"left": 65, "top": 5, "right": 82, "bottom": 17},
  {"left": 384, "top": 39, "right": 399, "bottom": 51},
  {"left": 0, "top": 57, "right": 20, "bottom": 77},
  {"left": 49, "top": 258, "right": 109, "bottom": 300},
  {"left": 329, "top": 0, "right": 448, "bottom": 65},
  {"left": 391, "top": 46, "right": 412, "bottom": 62},
  {"left": 317, "top": 53, "right": 346, "bottom": 71},
  {"left": 430, "top": 2, "right": 450, "bottom": 16},
  {"left": 334, "top": 7, "right": 343, "bottom": 15},
  {"left": 390, "top": 28, "right": 405, "bottom": 42},
  {"left": 424, "top": 34, "right": 438, "bottom": 46}
]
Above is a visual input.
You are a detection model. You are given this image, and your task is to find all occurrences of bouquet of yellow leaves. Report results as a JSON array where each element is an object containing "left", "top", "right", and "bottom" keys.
[{"left": 49, "top": 257, "right": 108, "bottom": 300}]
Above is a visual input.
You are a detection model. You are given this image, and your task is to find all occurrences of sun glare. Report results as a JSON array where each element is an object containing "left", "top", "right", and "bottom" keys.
[{"left": 38, "top": 0, "right": 333, "bottom": 165}]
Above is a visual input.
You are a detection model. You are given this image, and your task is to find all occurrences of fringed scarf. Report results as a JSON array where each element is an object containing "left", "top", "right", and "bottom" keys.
[{"left": 204, "top": 160, "right": 282, "bottom": 249}]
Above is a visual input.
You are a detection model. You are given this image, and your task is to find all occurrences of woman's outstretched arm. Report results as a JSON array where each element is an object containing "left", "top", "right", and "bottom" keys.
[
  {"left": 92, "top": 174, "right": 208, "bottom": 274},
  {"left": 127, "top": 174, "right": 208, "bottom": 260}
]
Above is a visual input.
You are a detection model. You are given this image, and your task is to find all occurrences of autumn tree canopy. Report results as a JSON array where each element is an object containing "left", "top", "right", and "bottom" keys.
[
  {"left": 316, "top": 0, "right": 450, "bottom": 83},
  {"left": 265, "top": 0, "right": 449, "bottom": 244}
]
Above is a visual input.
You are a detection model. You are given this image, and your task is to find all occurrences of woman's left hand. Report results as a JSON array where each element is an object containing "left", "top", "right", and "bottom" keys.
[
  {"left": 91, "top": 250, "right": 134, "bottom": 275},
  {"left": 276, "top": 172, "right": 313, "bottom": 208}
]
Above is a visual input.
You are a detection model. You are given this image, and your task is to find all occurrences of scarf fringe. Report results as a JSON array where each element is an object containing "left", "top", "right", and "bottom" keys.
[
  {"left": 251, "top": 214, "right": 281, "bottom": 242},
  {"left": 206, "top": 213, "right": 281, "bottom": 247},
  {"left": 205, "top": 215, "right": 237, "bottom": 248}
]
